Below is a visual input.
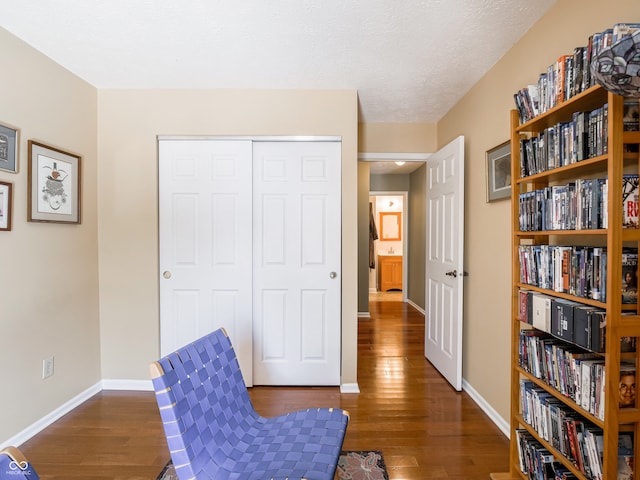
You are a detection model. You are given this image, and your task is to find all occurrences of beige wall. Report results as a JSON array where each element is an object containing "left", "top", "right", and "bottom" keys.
[
  {"left": 96, "top": 89, "right": 359, "bottom": 385},
  {"left": 359, "top": 123, "right": 437, "bottom": 152},
  {"left": 437, "top": 0, "right": 640, "bottom": 421},
  {"left": 4, "top": 0, "right": 639, "bottom": 447},
  {"left": 0, "top": 28, "right": 100, "bottom": 442},
  {"left": 408, "top": 165, "right": 427, "bottom": 308},
  {"left": 357, "top": 123, "right": 437, "bottom": 313}
]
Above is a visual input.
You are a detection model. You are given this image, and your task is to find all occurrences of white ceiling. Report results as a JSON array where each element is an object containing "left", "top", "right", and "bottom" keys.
[
  {"left": 0, "top": 0, "right": 556, "bottom": 124},
  {"left": 367, "top": 161, "right": 425, "bottom": 175}
]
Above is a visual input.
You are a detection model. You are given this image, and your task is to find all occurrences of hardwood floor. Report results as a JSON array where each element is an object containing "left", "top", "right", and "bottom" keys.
[{"left": 19, "top": 299, "right": 510, "bottom": 479}]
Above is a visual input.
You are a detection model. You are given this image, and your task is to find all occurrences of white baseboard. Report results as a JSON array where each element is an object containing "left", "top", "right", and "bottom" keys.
[
  {"left": 406, "top": 299, "right": 425, "bottom": 315},
  {"left": 357, "top": 311, "right": 371, "bottom": 318},
  {"left": 340, "top": 383, "right": 360, "bottom": 394},
  {"left": 0, "top": 382, "right": 103, "bottom": 450},
  {"left": 462, "top": 378, "right": 509, "bottom": 438},
  {"left": 1, "top": 377, "right": 508, "bottom": 451},
  {"left": 0, "top": 380, "right": 157, "bottom": 450}
]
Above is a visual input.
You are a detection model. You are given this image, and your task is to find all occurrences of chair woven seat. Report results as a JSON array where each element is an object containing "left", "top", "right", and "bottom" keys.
[{"left": 151, "top": 328, "right": 349, "bottom": 480}]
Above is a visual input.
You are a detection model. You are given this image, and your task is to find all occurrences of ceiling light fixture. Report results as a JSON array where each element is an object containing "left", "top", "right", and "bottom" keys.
[{"left": 394, "top": 161, "right": 406, "bottom": 166}]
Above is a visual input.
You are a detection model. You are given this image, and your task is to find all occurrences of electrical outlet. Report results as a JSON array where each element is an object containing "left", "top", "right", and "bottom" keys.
[{"left": 42, "top": 356, "right": 54, "bottom": 379}]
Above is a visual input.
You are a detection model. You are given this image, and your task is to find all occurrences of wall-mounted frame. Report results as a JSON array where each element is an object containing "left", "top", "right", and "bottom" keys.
[
  {"left": 28, "top": 141, "right": 81, "bottom": 224},
  {"left": 379, "top": 211, "right": 401, "bottom": 241},
  {"left": 0, "top": 181, "right": 12, "bottom": 231},
  {"left": 486, "top": 141, "right": 511, "bottom": 202},
  {"left": 0, "top": 123, "right": 19, "bottom": 173}
]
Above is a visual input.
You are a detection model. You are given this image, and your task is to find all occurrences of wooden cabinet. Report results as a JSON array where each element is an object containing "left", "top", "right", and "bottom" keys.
[
  {"left": 490, "top": 86, "right": 640, "bottom": 480},
  {"left": 377, "top": 255, "right": 403, "bottom": 291}
]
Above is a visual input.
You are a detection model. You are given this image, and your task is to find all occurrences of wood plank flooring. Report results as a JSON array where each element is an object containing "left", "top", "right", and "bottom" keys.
[{"left": 18, "top": 299, "right": 510, "bottom": 479}]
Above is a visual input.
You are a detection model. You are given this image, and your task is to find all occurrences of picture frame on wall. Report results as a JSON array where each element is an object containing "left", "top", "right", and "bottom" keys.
[
  {"left": 0, "top": 123, "right": 19, "bottom": 173},
  {"left": 28, "top": 140, "right": 81, "bottom": 224},
  {"left": 0, "top": 181, "right": 12, "bottom": 231},
  {"left": 486, "top": 141, "right": 511, "bottom": 202}
]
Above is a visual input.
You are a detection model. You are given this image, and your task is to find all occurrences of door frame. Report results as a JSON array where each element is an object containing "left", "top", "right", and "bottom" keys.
[{"left": 369, "top": 190, "right": 409, "bottom": 302}]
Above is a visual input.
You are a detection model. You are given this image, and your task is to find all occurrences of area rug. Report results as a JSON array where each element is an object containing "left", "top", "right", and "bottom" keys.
[
  {"left": 336, "top": 450, "right": 388, "bottom": 480},
  {"left": 157, "top": 450, "right": 388, "bottom": 480}
]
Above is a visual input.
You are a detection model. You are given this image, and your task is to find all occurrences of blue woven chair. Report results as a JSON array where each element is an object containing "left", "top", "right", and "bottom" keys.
[
  {"left": 150, "top": 328, "right": 349, "bottom": 480},
  {"left": 0, "top": 446, "right": 40, "bottom": 479}
]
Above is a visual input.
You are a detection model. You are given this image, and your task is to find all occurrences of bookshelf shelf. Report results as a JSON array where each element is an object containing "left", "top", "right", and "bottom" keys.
[
  {"left": 516, "top": 229, "right": 608, "bottom": 237},
  {"left": 515, "top": 85, "right": 608, "bottom": 135},
  {"left": 499, "top": 84, "right": 640, "bottom": 479},
  {"left": 516, "top": 366, "right": 605, "bottom": 428},
  {"left": 515, "top": 283, "right": 608, "bottom": 308},
  {"left": 514, "top": 154, "right": 608, "bottom": 184},
  {"left": 516, "top": 414, "right": 587, "bottom": 479}
]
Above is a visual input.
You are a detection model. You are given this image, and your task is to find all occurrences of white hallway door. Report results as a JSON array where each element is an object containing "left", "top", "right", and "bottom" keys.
[
  {"left": 425, "top": 136, "right": 465, "bottom": 391},
  {"left": 252, "top": 141, "right": 342, "bottom": 386},
  {"left": 159, "top": 139, "right": 341, "bottom": 387}
]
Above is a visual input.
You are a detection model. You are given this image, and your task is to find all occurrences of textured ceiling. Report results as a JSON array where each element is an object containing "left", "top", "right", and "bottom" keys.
[{"left": 0, "top": 0, "right": 556, "bottom": 124}]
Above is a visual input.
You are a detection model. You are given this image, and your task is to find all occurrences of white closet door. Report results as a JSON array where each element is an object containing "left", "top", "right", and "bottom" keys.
[
  {"left": 252, "top": 141, "right": 342, "bottom": 385},
  {"left": 158, "top": 139, "right": 254, "bottom": 384}
]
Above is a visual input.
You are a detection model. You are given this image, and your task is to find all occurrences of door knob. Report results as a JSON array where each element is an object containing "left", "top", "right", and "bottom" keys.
[
  {"left": 445, "top": 270, "right": 457, "bottom": 277},
  {"left": 163, "top": 271, "right": 172, "bottom": 279},
  {"left": 329, "top": 272, "right": 337, "bottom": 279}
]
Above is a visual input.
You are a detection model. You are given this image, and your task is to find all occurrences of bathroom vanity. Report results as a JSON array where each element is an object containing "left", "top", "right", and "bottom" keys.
[{"left": 377, "top": 255, "right": 403, "bottom": 291}]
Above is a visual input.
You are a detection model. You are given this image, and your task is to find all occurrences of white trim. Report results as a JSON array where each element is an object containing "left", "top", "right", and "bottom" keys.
[
  {"left": 462, "top": 379, "right": 510, "bottom": 438},
  {"left": 358, "top": 311, "right": 371, "bottom": 318},
  {"left": 101, "top": 379, "right": 154, "bottom": 391},
  {"left": 340, "top": 383, "right": 360, "bottom": 394},
  {"left": 158, "top": 135, "right": 341, "bottom": 142},
  {"left": 406, "top": 299, "right": 425, "bottom": 315},
  {"left": 358, "top": 152, "right": 431, "bottom": 161},
  {"left": 0, "top": 382, "right": 102, "bottom": 450},
  {"left": 1, "top": 377, "right": 508, "bottom": 450}
]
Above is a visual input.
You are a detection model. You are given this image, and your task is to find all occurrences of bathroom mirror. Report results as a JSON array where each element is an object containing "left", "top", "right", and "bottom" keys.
[{"left": 379, "top": 212, "right": 401, "bottom": 241}]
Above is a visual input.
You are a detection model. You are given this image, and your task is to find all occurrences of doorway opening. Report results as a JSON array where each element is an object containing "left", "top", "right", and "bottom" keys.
[{"left": 368, "top": 191, "right": 408, "bottom": 302}]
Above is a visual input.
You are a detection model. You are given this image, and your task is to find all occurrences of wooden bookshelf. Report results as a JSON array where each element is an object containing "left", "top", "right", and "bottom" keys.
[{"left": 492, "top": 86, "right": 640, "bottom": 479}]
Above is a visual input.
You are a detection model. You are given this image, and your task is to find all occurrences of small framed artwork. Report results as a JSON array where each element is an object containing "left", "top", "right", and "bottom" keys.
[
  {"left": 486, "top": 141, "right": 512, "bottom": 202},
  {"left": 28, "top": 140, "right": 81, "bottom": 224},
  {"left": 0, "top": 123, "right": 19, "bottom": 173},
  {"left": 0, "top": 181, "right": 12, "bottom": 231}
]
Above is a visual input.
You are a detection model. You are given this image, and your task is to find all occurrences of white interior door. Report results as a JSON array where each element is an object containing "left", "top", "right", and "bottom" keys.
[
  {"left": 158, "top": 139, "right": 254, "bottom": 384},
  {"left": 252, "top": 141, "right": 342, "bottom": 385},
  {"left": 425, "top": 136, "right": 465, "bottom": 391}
]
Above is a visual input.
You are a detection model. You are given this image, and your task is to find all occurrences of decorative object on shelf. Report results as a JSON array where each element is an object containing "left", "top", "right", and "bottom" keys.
[
  {"left": 0, "top": 123, "right": 19, "bottom": 174},
  {"left": 0, "top": 181, "right": 12, "bottom": 231},
  {"left": 485, "top": 141, "right": 511, "bottom": 202},
  {"left": 27, "top": 141, "right": 81, "bottom": 224},
  {"left": 592, "top": 28, "right": 640, "bottom": 97}
]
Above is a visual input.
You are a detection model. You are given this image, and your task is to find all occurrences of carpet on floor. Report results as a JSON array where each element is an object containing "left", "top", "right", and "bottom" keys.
[{"left": 157, "top": 450, "right": 388, "bottom": 480}]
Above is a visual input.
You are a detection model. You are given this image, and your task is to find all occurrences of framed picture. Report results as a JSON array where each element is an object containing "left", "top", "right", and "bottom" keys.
[
  {"left": 486, "top": 141, "right": 512, "bottom": 202},
  {"left": 0, "top": 123, "right": 19, "bottom": 173},
  {"left": 0, "top": 181, "right": 12, "bottom": 231},
  {"left": 28, "top": 140, "right": 81, "bottom": 224}
]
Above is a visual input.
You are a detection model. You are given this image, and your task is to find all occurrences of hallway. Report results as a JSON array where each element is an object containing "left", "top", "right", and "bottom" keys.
[
  {"left": 344, "top": 299, "right": 510, "bottom": 478},
  {"left": 18, "top": 298, "right": 509, "bottom": 479}
]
